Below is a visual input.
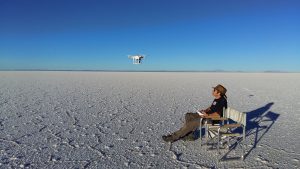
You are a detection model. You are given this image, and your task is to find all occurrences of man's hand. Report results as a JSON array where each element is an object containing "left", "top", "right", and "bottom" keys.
[{"left": 198, "top": 110, "right": 208, "bottom": 117}]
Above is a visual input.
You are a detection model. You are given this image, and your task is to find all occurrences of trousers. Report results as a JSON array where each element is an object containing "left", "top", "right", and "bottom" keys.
[{"left": 170, "top": 112, "right": 201, "bottom": 141}]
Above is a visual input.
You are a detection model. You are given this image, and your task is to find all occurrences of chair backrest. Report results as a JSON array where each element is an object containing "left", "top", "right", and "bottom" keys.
[{"left": 224, "top": 107, "right": 247, "bottom": 126}]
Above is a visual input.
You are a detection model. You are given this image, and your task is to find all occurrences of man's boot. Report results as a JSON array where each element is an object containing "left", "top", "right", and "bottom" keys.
[{"left": 162, "top": 135, "right": 175, "bottom": 142}]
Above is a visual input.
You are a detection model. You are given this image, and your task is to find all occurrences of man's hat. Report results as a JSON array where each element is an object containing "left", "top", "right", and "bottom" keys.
[{"left": 213, "top": 84, "right": 227, "bottom": 96}]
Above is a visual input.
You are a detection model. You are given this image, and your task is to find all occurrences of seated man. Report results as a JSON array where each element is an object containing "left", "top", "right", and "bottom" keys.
[{"left": 162, "top": 84, "right": 227, "bottom": 142}]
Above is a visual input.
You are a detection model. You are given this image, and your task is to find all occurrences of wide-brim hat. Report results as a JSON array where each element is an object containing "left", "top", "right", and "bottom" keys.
[{"left": 213, "top": 84, "right": 227, "bottom": 96}]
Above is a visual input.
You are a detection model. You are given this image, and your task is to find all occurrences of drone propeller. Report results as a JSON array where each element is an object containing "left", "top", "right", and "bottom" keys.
[{"left": 127, "top": 54, "right": 146, "bottom": 58}]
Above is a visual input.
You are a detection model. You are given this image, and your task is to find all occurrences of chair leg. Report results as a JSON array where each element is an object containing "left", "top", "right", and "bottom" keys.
[
  {"left": 217, "top": 135, "right": 220, "bottom": 153},
  {"left": 241, "top": 140, "right": 245, "bottom": 160},
  {"left": 242, "top": 126, "right": 246, "bottom": 160},
  {"left": 217, "top": 129, "right": 221, "bottom": 154},
  {"left": 199, "top": 118, "right": 203, "bottom": 146},
  {"left": 205, "top": 126, "right": 207, "bottom": 151}
]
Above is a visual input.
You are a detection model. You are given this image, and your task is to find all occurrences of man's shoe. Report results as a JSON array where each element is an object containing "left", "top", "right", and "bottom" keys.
[{"left": 162, "top": 135, "right": 173, "bottom": 142}]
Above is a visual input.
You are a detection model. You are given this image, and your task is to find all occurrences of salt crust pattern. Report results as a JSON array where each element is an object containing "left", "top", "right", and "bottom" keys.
[{"left": 0, "top": 71, "right": 299, "bottom": 168}]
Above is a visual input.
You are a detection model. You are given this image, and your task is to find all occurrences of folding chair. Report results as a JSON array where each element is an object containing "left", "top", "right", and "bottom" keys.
[
  {"left": 199, "top": 114, "right": 226, "bottom": 147},
  {"left": 206, "top": 107, "right": 247, "bottom": 161},
  {"left": 204, "top": 115, "right": 227, "bottom": 150}
]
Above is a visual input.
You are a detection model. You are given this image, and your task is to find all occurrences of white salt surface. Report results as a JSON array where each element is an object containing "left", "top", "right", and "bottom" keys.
[{"left": 0, "top": 71, "right": 299, "bottom": 168}]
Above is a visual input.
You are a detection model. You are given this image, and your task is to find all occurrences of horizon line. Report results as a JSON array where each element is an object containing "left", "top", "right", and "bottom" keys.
[{"left": 0, "top": 69, "right": 298, "bottom": 73}]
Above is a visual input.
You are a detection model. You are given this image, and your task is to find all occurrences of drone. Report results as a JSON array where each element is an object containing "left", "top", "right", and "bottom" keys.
[{"left": 128, "top": 55, "right": 145, "bottom": 64}]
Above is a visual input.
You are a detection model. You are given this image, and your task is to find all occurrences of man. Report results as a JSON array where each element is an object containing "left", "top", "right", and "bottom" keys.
[{"left": 162, "top": 84, "right": 227, "bottom": 142}]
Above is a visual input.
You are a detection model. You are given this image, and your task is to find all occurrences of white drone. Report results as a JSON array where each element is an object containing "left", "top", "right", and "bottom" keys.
[{"left": 128, "top": 55, "right": 145, "bottom": 64}]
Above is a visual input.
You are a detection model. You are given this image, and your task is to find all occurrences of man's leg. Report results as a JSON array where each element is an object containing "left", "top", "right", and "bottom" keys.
[
  {"left": 170, "top": 120, "right": 200, "bottom": 141},
  {"left": 162, "top": 112, "right": 200, "bottom": 142},
  {"left": 185, "top": 112, "right": 199, "bottom": 123}
]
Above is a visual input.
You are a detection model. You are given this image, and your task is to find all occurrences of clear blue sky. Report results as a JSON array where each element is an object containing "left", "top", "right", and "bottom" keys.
[{"left": 0, "top": 0, "right": 299, "bottom": 71}]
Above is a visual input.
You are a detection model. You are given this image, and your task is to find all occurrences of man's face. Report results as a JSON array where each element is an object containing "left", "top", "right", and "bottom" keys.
[{"left": 212, "top": 88, "right": 221, "bottom": 98}]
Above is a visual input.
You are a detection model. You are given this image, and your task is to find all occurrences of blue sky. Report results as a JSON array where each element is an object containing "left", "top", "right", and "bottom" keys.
[{"left": 0, "top": 0, "right": 299, "bottom": 71}]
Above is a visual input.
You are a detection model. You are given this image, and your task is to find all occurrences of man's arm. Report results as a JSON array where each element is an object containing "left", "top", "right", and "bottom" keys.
[
  {"left": 203, "top": 107, "right": 211, "bottom": 113},
  {"left": 198, "top": 106, "right": 223, "bottom": 118},
  {"left": 197, "top": 107, "right": 211, "bottom": 117}
]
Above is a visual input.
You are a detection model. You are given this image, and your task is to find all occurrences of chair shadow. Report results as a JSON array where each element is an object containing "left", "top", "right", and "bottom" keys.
[
  {"left": 244, "top": 102, "right": 280, "bottom": 159},
  {"left": 195, "top": 102, "right": 280, "bottom": 161},
  {"left": 220, "top": 102, "right": 280, "bottom": 160}
]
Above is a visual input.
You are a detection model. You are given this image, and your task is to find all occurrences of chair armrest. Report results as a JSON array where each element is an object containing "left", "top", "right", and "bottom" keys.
[
  {"left": 201, "top": 115, "right": 219, "bottom": 119},
  {"left": 221, "top": 123, "right": 242, "bottom": 128},
  {"left": 202, "top": 115, "right": 228, "bottom": 121},
  {"left": 209, "top": 117, "right": 228, "bottom": 121}
]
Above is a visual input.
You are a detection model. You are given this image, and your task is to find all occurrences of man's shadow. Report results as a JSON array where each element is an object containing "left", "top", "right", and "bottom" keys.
[{"left": 243, "top": 102, "right": 280, "bottom": 159}]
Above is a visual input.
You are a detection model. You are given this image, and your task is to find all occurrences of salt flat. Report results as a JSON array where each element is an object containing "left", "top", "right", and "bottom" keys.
[{"left": 0, "top": 71, "right": 299, "bottom": 168}]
